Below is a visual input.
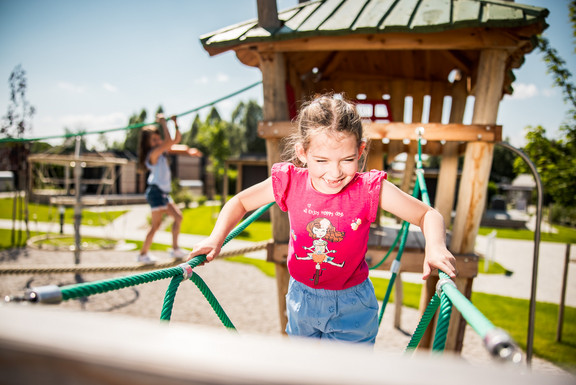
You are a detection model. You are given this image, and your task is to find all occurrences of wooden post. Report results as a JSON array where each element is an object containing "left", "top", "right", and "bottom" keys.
[
  {"left": 435, "top": 77, "right": 467, "bottom": 227},
  {"left": 257, "top": 0, "right": 280, "bottom": 30},
  {"left": 259, "top": 50, "right": 291, "bottom": 333},
  {"left": 449, "top": 49, "right": 508, "bottom": 351},
  {"left": 452, "top": 50, "right": 507, "bottom": 254},
  {"left": 556, "top": 244, "right": 571, "bottom": 342}
]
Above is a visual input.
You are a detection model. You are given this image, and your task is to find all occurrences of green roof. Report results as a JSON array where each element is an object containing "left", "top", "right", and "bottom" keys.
[{"left": 201, "top": 0, "right": 548, "bottom": 53}]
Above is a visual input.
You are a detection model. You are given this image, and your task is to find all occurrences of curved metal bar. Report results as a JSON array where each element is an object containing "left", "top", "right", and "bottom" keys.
[{"left": 496, "top": 141, "right": 543, "bottom": 366}]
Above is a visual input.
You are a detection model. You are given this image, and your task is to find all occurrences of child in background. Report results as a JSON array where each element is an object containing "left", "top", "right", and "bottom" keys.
[
  {"left": 187, "top": 95, "right": 456, "bottom": 344},
  {"left": 138, "top": 114, "right": 202, "bottom": 263}
]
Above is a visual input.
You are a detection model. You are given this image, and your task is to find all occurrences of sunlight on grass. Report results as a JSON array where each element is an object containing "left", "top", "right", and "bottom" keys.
[
  {"left": 180, "top": 205, "right": 272, "bottom": 241},
  {"left": 0, "top": 198, "right": 126, "bottom": 227},
  {"left": 478, "top": 225, "right": 576, "bottom": 244}
]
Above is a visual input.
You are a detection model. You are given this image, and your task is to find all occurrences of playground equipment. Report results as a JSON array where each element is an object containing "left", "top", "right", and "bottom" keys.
[
  {"left": 200, "top": 0, "right": 549, "bottom": 358},
  {"left": 5, "top": 134, "right": 523, "bottom": 366},
  {"left": 0, "top": 0, "right": 556, "bottom": 376},
  {"left": 27, "top": 137, "right": 127, "bottom": 262}
]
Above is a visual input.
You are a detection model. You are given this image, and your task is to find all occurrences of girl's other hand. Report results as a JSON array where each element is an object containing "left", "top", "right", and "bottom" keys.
[
  {"left": 188, "top": 148, "right": 203, "bottom": 157},
  {"left": 422, "top": 245, "right": 457, "bottom": 280}
]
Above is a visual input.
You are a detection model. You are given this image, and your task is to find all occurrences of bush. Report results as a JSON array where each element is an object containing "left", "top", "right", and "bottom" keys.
[{"left": 549, "top": 204, "right": 576, "bottom": 227}]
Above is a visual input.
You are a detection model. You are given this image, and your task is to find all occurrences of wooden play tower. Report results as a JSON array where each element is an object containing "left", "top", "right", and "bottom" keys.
[{"left": 201, "top": 0, "right": 548, "bottom": 351}]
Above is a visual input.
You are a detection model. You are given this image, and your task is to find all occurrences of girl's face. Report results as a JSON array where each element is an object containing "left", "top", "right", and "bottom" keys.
[
  {"left": 149, "top": 132, "right": 162, "bottom": 148},
  {"left": 297, "top": 131, "right": 365, "bottom": 194}
]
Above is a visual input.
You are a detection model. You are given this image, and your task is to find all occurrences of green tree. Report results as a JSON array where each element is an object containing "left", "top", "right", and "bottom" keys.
[
  {"left": 1, "top": 65, "right": 35, "bottom": 245},
  {"left": 490, "top": 138, "right": 518, "bottom": 184},
  {"left": 518, "top": 1, "right": 576, "bottom": 208},
  {"left": 196, "top": 116, "right": 232, "bottom": 194},
  {"left": 514, "top": 126, "right": 575, "bottom": 207},
  {"left": 231, "top": 100, "right": 265, "bottom": 154},
  {"left": 182, "top": 114, "right": 201, "bottom": 147},
  {"left": 124, "top": 109, "right": 148, "bottom": 155}
]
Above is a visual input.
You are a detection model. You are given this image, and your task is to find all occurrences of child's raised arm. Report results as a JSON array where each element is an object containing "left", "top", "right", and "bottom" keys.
[
  {"left": 166, "top": 115, "right": 203, "bottom": 157},
  {"left": 147, "top": 114, "right": 179, "bottom": 166},
  {"left": 379, "top": 180, "right": 457, "bottom": 280},
  {"left": 187, "top": 178, "right": 275, "bottom": 262}
]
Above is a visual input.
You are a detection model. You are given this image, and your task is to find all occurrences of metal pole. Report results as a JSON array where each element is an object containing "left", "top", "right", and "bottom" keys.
[
  {"left": 556, "top": 244, "right": 571, "bottom": 342},
  {"left": 73, "top": 136, "right": 82, "bottom": 265},
  {"left": 496, "top": 142, "right": 543, "bottom": 366}
]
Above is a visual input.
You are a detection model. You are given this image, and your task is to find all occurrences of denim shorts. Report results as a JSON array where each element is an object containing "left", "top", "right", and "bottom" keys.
[
  {"left": 145, "top": 184, "right": 172, "bottom": 210},
  {"left": 285, "top": 277, "right": 379, "bottom": 344}
]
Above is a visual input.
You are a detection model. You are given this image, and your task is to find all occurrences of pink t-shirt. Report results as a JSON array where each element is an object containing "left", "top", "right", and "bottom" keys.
[{"left": 271, "top": 162, "right": 387, "bottom": 290}]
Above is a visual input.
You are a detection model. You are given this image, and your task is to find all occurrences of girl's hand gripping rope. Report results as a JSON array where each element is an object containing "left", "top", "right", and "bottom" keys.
[
  {"left": 187, "top": 237, "right": 223, "bottom": 264},
  {"left": 423, "top": 243, "right": 457, "bottom": 280}
]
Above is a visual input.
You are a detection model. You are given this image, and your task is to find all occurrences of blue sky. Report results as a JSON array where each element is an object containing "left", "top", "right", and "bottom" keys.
[{"left": 0, "top": 0, "right": 574, "bottom": 149}]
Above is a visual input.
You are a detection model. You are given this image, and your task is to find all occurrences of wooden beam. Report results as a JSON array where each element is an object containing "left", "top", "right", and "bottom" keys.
[
  {"left": 208, "top": 28, "right": 534, "bottom": 59},
  {"left": 259, "top": 121, "right": 502, "bottom": 142},
  {"left": 267, "top": 242, "right": 478, "bottom": 278},
  {"left": 366, "top": 123, "right": 502, "bottom": 142}
]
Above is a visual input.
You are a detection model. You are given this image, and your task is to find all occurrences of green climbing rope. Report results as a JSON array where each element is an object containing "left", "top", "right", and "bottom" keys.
[
  {"left": 436, "top": 271, "right": 495, "bottom": 339},
  {"left": 158, "top": 202, "right": 274, "bottom": 327},
  {"left": 376, "top": 178, "right": 421, "bottom": 325},
  {"left": 404, "top": 294, "right": 441, "bottom": 352},
  {"left": 59, "top": 202, "right": 274, "bottom": 303},
  {"left": 431, "top": 289, "right": 453, "bottom": 352}
]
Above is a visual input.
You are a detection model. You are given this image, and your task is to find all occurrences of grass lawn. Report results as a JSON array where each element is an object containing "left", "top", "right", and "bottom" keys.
[
  {"left": 179, "top": 204, "right": 272, "bottom": 242},
  {"left": 478, "top": 224, "right": 576, "bottom": 244},
  {"left": 0, "top": 198, "right": 126, "bottom": 227}
]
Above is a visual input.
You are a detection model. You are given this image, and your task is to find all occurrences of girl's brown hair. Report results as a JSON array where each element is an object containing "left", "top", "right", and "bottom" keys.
[
  {"left": 283, "top": 93, "right": 367, "bottom": 167},
  {"left": 306, "top": 217, "right": 345, "bottom": 242},
  {"left": 137, "top": 125, "right": 161, "bottom": 172}
]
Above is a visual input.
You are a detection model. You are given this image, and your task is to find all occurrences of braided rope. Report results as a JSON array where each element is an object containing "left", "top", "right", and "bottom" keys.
[
  {"left": 0, "top": 241, "right": 270, "bottom": 275},
  {"left": 432, "top": 291, "right": 453, "bottom": 352},
  {"left": 404, "top": 294, "right": 441, "bottom": 353}
]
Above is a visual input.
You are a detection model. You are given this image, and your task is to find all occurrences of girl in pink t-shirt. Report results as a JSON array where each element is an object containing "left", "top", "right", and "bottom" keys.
[{"left": 188, "top": 95, "right": 456, "bottom": 344}]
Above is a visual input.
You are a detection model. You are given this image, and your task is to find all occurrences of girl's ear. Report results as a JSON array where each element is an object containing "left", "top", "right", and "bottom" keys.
[
  {"left": 358, "top": 140, "right": 367, "bottom": 158},
  {"left": 295, "top": 143, "right": 307, "bottom": 165}
]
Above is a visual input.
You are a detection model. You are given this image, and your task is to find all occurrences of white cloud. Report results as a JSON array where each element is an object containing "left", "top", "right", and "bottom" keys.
[
  {"left": 542, "top": 88, "right": 556, "bottom": 98},
  {"left": 194, "top": 76, "right": 210, "bottom": 84},
  {"left": 58, "top": 82, "right": 86, "bottom": 94},
  {"left": 216, "top": 73, "right": 229, "bottom": 82},
  {"left": 506, "top": 83, "right": 538, "bottom": 100},
  {"left": 102, "top": 82, "right": 118, "bottom": 93},
  {"left": 193, "top": 74, "right": 230, "bottom": 85}
]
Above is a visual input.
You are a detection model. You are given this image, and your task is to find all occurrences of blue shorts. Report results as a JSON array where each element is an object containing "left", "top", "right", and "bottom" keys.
[
  {"left": 145, "top": 184, "right": 172, "bottom": 211},
  {"left": 285, "top": 277, "right": 379, "bottom": 344}
]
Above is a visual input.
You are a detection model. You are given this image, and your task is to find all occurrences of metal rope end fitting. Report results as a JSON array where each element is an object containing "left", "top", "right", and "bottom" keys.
[
  {"left": 178, "top": 263, "right": 194, "bottom": 280},
  {"left": 25, "top": 285, "right": 63, "bottom": 304},
  {"left": 483, "top": 328, "right": 523, "bottom": 364},
  {"left": 435, "top": 276, "right": 457, "bottom": 297},
  {"left": 416, "top": 126, "right": 425, "bottom": 138}
]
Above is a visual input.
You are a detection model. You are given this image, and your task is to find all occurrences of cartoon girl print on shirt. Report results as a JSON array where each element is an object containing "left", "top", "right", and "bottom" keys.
[{"left": 296, "top": 217, "right": 345, "bottom": 285}]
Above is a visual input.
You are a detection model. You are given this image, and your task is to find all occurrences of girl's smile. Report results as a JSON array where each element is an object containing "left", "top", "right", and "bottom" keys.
[{"left": 297, "top": 131, "right": 364, "bottom": 194}]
